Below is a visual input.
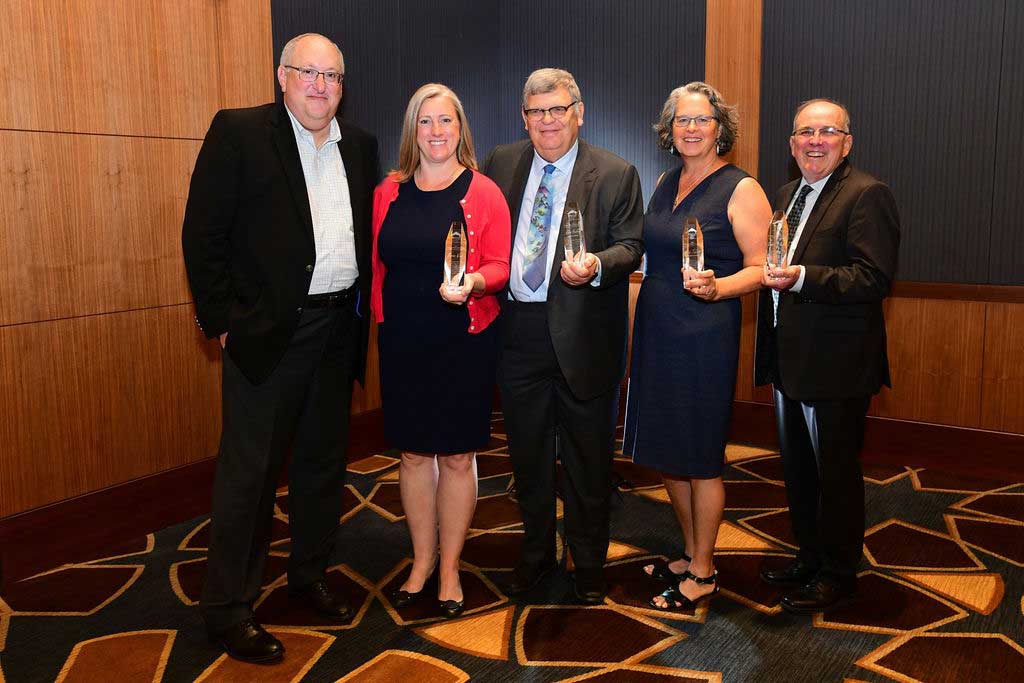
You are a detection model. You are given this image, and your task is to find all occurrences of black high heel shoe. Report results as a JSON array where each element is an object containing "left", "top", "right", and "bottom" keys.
[
  {"left": 642, "top": 553, "right": 692, "bottom": 583},
  {"left": 438, "top": 598, "right": 465, "bottom": 618},
  {"left": 391, "top": 587, "right": 426, "bottom": 608}
]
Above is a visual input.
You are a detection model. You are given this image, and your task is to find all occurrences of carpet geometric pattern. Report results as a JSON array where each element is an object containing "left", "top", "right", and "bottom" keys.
[{"left": 1, "top": 414, "right": 1023, "bottom": 681}]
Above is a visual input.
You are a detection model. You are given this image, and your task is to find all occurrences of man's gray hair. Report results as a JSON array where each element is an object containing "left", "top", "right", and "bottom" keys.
[
  {"left": 279, "top": 33, "right": 344, "bottom": 72},
  {"left": 522, "top": 68, "right": 582, "bottom": 113}
]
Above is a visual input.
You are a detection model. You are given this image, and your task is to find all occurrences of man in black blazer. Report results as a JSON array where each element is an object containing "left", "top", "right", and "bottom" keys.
[
  {"left": 755, "top": 99, "right": 899, "bottom": 612},
  {"left": 182, "top": 33, "right": 378, "bottom": 662},
  {"left": 483, "top": 68, "right": 644, "bottom": 604}
]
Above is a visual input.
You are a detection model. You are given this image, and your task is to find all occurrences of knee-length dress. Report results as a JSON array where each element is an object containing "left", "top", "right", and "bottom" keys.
[
  {"left": 377, "top": 169, "right": 498, "bottom": 454},
  {"left": 622, "top": 164, "right": 748, "bottom": 477}
]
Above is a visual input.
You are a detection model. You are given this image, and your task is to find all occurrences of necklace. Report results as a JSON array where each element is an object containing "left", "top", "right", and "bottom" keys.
[
  {"left": 673, "top": 157, "right": 722, "bottom": 209},
  {"left": 415, "top": 164, "right": 464, "bottom": 191}
]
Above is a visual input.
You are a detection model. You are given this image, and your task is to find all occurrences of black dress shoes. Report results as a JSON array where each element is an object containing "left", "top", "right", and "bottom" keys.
[
  {"left": 759, "top": 558, "right": 819, "bottom": 587},
  {"left": 290, "top": 578, "right": 354, "bottom": 622},
  {"left": 209, "top": 618, "right": 284, "bottom": 663},
  {"left": 504, "top": 561, "right": 557, "bottom": 596},
  {"left": 573, "top": 568, "right": 607, "bottom": 605},
  {"left": 781, "top": 577, "right": 858, "bottom": 614}
]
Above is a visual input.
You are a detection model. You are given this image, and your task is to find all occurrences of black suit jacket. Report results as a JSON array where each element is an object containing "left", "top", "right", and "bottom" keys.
[
  {"left": 182, "top": 102, "right": 380, "bottom": 385},
  {"left": 483, "top": 139, "right": 644, "bottom": 400},
  {"left": 754, "top": 160, "right": 900, "bottom": 400}
]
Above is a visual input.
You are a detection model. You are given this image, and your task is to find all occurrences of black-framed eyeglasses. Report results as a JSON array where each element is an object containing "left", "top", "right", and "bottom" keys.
[
  {"left": 673, "top": 115, "right": 718, "bottom": 128},
  {"left": 792, "top": 126, "right": 848, "bottom": 139},
  {"left": 283, "top": 65, "right": 344, "bottom": 86},
  {"left": 523, "top": 101, "right": 579, "bottom": 121}
]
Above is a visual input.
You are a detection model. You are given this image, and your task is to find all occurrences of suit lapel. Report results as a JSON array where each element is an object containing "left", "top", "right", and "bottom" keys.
[
  {"left": 270, "top": 104, "right": 315, "bottom": 246},
  {"left": 507, "top": 143, "right": 535, "bottom": 243},
  {"left": 549, "top": 140, "right": 597, "bottom": 282},
  {"left": 338, "top": 120, "right": 367, "bottom": 258},
  {"left": 792, "top": 161, "right": 849, "bottom": 265}
]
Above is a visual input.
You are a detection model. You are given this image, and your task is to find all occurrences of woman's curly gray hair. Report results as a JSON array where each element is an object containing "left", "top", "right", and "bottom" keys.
[{"left": 653, "top": 81, "right": 738, "bottom": 156}]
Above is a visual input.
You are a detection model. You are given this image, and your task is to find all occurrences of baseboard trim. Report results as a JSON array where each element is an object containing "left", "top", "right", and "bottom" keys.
[
  {"left": 729, "top": 400, "right": 1024, "bottom": 480},
  {"left": 0, "top": 409, "right": 387, "bottom": 589}
]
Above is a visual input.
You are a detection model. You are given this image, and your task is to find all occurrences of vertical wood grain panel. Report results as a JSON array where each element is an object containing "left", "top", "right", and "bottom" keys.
[
  {"left": 980, "top": 303, "right": 1024, "bottom": 433},
  {"left": 706, "top": 0, "right": 763, "bottom": 403},
  {"left": 0, "top": 131, "right": 200, "bottom": 325},
  {"left": 216, "top": 0, "right": 276, "bottom": 109},
  {"left": 705, "top": 0, "right": 762, "bottom": 180},
  {"left": 870, "top": 298, "right": 986, "bottom": 426},
  {"left": 0, "top": 306, "right": 221, "bottom": 518},
  {"left": 0, "top": 0, "right": 275, "bottom": 519},
  {"left": 0, "top": 0, "right": 224, "bottom": 138},
  {"left": 351, "top": 321, "right": 382, "bottom": 413}
]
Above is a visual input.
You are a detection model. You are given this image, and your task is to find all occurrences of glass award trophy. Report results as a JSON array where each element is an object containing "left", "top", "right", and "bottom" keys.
[
  {"left": 443, "top": 220, "right": 467, "bottom": 291},
  {"left": 681, "top": 217, "right": 704, "bottom": 277},
  {"left": 766, "top": 210, "right": 788, "bottom": 270},
  {"left": 562, "top": 200, "right": 587, "bottom": 266}
]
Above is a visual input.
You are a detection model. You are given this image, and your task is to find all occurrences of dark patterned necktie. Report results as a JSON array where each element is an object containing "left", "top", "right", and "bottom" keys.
[
  {"left": 522, "top": 164, "right": 558, "bottom": 291},
  {"left": 787, "top": 184, "right": 814, "bottom": 245},
  {"left": 773, "top": 184, "right": 815, "bottom": 326}
]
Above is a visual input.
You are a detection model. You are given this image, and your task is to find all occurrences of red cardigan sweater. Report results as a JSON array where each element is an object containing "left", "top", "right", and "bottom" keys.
[{"left": 371, "top": 169, "right": 511, "bottom": 333}]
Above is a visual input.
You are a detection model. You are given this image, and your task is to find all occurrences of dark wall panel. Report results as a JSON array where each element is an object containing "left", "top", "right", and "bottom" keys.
[
  {"left": 759, "top": 0, "right": 1009, "bottom": 284},
  {"left": 991, "top": 1, "right": 1024, "bottom": 285},
  {"left": 272, "top": 0, "right": 703, "bottom": 202},
  {"left": 497, "top": 0, "right": 705, "bottom": 196},
  {"left": 271, "top": 0, "right": 406, "bottom": 169}
]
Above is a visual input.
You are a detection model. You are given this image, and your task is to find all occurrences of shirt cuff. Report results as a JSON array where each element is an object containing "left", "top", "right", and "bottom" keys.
[
  {"left": 791, "top": 265, "right": 807, "bottom": 293},
  {"left": 589, "top": 255, "right": 603, "bottom": 287}
]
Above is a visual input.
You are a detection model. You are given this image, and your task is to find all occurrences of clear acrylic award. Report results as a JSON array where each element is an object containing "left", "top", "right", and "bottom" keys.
[
  {"left": 766, "top": 210, "right": 788, "bottom": 270},
  {"left": 443, "top": 220, "right": 467, "bottom": 291},
  {"left": 562, "top": 200, "right": 587, "bottom": 266},
  {"left": 681, "top": 217, "right": 704, "bottom": 277}
]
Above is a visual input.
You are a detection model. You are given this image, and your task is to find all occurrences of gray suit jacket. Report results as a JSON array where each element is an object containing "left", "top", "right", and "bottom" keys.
[{"left": 483, "top": 139, "right": 644, "bottom": 400}]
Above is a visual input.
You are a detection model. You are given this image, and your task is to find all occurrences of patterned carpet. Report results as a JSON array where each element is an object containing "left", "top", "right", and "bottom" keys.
[{"left": 1, "top": 415, "right": 1023, "bottom": 682}]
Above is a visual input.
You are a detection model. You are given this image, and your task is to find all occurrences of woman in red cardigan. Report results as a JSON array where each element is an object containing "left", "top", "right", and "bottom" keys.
[{"left": 371, "top": 83, "right": 510, "bottom": 618}]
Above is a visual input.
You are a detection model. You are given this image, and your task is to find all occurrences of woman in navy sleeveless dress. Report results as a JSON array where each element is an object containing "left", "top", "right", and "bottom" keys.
[
  {"left": 623, "top": 83, "right": 770, "bottom": 610},
  {"left": 370, "top": 85, "right": 510, "bottom": 616}
]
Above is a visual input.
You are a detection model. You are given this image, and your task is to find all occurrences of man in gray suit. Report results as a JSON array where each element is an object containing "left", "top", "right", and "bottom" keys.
[{"left": 483, "top": 68, "right": 644, "bottom": 604}]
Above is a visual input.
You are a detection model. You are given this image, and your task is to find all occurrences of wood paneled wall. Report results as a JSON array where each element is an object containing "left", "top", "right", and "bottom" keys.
[
  {"left": 0, "top": 0, "right": 273, "bottom": 518},
  {"left": 701, "top": 0, "right": 1024, "bottom": 435}
]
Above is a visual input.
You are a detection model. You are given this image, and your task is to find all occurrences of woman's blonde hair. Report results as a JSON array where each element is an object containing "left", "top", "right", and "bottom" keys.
[{"left": 393, "top": 83, "right": 477, "bottom": 182}]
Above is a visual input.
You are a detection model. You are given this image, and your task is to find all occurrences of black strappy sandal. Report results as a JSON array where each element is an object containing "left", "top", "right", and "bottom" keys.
[
  {"left": 648, "top": 569, "right": 719, "bottom": 611},
  {"left": 642, "top": 553, "right": 691, "bottom": 584}
]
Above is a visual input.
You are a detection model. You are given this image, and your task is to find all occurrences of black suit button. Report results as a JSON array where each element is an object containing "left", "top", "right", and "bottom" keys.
[
  {"left": 297, "top": 307, "right": 303, "bottom": 314},
  {"left": 306, "top": 264, "right": 314, "bottom": 272}
]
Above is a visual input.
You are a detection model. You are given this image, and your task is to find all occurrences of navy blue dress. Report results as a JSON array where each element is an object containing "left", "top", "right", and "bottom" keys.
[
  {"left": 378, "top": 169, "right": 498, "bottom": 454},
  {"left": 622, "top": 164, "right": 748, "bottom": 477}
]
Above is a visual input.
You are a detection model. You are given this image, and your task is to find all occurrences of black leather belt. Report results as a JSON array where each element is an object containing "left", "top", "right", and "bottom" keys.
[{"left": 305, "top": 284, "right": 358, "bottom": 309}]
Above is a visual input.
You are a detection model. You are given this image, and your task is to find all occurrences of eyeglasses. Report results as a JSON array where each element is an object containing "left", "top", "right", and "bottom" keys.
[
  {"left": 283, "top": 65, "right": 344, "bottom": 86},
  {"left": 523, "top": 101, "right": 579, "bottom": 121},
  {"left": 673, "top": 115, "right": 718, "bottom": 128},
  {"left": 792, "top": 126, "right": 849, "bottom": 140}
]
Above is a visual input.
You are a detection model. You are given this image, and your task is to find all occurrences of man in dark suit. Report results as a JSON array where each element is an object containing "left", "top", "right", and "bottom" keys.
[
  {"left": 182, "top": 33, "right": 378, "bottom": 662},
  {"left": 483, "top": 68, "right": 644, "bottom": 604},
  {"left": 755, "top": 99, "right": 900, "bottom": 612}
]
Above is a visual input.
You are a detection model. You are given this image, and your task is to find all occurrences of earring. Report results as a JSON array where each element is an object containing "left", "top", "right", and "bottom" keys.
[
  {"left": 716, "top": 140, "right": 722, "bottom": 155},
  {"left": 670, "top": 145, "right": 679, "bottom": 156}
]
